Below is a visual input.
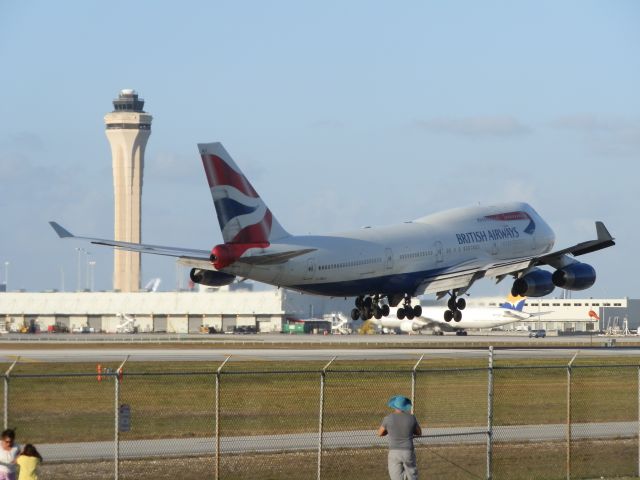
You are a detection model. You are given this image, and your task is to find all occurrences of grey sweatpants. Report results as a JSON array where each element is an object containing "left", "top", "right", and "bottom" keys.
[{"left": 388, "top": 449, "right": 418, "bottom": 480}]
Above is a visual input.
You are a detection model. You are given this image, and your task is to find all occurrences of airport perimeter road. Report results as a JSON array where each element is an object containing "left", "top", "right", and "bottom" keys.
[
  {"left": 3, "top": 347, "right": 640, "bottom": 363},
  {"left": 37, "top": 421, "right": 637, "bottom": 461},
  {"left": 3, "top": 332, "right": 640, "bottom": 346}
]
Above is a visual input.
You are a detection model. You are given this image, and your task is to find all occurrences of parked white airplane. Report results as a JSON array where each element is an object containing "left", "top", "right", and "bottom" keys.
[
  {"left": 374, "top": 294, "right": 544, "bottom": 334},
  {"left": 50, "top": 142, "right": 615, "bottom": 324}
]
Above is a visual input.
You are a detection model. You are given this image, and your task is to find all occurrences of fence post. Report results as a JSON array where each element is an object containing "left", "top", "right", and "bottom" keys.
[
  {"left": 216, "top": 356, "right": 231, "bottom": 480},
  {"left": 3, "top": 358, "right": 19, "bottom": 430},
  {"left": 318, "top": 356, "right": 336, "bottom": 480},
  {"left": 114, "top": 356, "right": 129, "bottom": 480},
  {"left": 566, "top": 352, "right": 579, "bottom": 480},
  {"left": 486, "top": 346, "right": 494, "bottom": 480},
  {"left": 411, "top": 355, "right": 424, "bottom": 415}
]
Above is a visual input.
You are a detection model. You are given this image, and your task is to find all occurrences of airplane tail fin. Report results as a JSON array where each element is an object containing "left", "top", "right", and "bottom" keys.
[
  {"left": 198, "top": 143, "right": 290, "bottom": 244},
  {"left": 499, "top": 293, "right": 527, "bottom": 311}
]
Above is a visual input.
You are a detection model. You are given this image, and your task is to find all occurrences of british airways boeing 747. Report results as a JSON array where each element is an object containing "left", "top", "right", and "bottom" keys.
[{"left": 50, "top": 142, "right": 615, "bottom": 323}]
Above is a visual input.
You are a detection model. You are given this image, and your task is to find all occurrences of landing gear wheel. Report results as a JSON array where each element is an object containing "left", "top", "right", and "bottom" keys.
[
  {"left": 413, "top": 305, "right": 422, "bottom": 317},
  {"left": 397, "top": 308, "right": 406, "bottom": 320},
  {"left": 406, "top": 310, "right": 415, "bottom": 320},
  {"left": 456, "top": 298, "right": 466, "bottom": 310},
  {"left": 444, "top": 310, "right": 454, "bottom": 322},
  {"left": 381, "top": 305, "right": 390, "bottom": 317},
  {"left": 364, "top": 297, "right": 373, "bottom": 309},
  {"left": 351, "top": 308, "right": 360, "bottom": 321},
  {"left": 355, "top": 296, "right": 364, "bottom": 309},
  {"left": 374, "top": 307, "right": 383, "bottom": 320},
  {"left": 447, "top": 297, "right": 456, "bottom": 311},
  {"left": 454, "top": 310, "right": 462, "bottom": 322}
]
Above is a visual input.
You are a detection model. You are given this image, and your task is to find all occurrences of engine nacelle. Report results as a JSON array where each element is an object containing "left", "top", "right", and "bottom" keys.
[
  {"left": 552, "top": 263, "right": 596, "bottom": 291},
  {"left": 190, "top": 268, "right": 236, "bottom": 287},
  {"left": 511, "top": 268, "right": 555, "bottom": 297},
  {"left": 399, "top": 320, "right": 418, "bottom": 333},
  {"left": 210, "top": 244, "right": 238, "bottom": 269}
]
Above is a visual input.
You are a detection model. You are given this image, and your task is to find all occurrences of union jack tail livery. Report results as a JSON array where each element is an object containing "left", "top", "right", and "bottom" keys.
[{"left": 198, "top": 143, "right": 290, "bottom": 244}]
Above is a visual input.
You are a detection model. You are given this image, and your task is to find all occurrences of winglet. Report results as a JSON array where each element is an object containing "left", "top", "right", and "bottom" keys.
[
  {"left": 49, "top": 222, "right": 74, "bottom": 238},
  {"left": 569, "top": 221, "right": 615, "bottom": 256},
  {"left": 596, "top": 221, "right": 613, "bottom": 242}
]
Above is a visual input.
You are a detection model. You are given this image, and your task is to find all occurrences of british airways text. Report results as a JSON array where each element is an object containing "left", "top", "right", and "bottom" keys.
[{"left": 456, "top": 227, "right": 520, "bottom": 245}]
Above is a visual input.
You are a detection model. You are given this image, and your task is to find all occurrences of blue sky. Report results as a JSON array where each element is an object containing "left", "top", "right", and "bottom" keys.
[{"left": 0, "top": 1, "right": 638, "bottom": 296}]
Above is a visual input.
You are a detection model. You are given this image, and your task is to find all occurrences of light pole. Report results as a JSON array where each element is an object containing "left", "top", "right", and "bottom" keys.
[
  {"left": 89, "top": 261, "right": 96, "bottom": 291},
  {"left": 176, "top": 263, "right": 182, "bottom": 291},
  {"left": 75, "top": 248, "right": 85, "bottom": 291},
  {"left": 85, "top": 252, "right": 92, "bottom": 290},
  {"left": 3, "top": 261, "right": 8, "bottom": 292}
]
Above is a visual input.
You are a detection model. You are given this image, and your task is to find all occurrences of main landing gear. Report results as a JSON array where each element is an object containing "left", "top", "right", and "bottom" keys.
[
  {"left": 444, "top": 292, "right": 466, "bottom": 323},
  {"left": 396, "top": 295, "right": 422, "bottom": 320},
  {"left": 351, "top": 295, "right": 390, "bottom": 321}
]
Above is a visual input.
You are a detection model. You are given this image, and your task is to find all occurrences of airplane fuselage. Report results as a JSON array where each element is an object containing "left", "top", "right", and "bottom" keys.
[
  {"left": 375, "top": 306, "right": 532, "bottom": 332},
  {"left": 222, "top": 202, "right": 555, "bottom": 298}
]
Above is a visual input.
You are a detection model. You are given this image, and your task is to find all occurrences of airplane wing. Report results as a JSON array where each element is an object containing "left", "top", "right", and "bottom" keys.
[
  {"left": 49, "top": 222, "right": 211, "bottom": 261},
  {"left": 536, "top": 221, "right": 615, "bottom": 266},
  {"left": 235, "top": 249, "right": 317, "bottom": 265},
  {"left": 416, "top": 315, "right": 446, "bottom": 327},
  {"left": 49, "top": 222, "right": 316, "bottom": 270},
  {"left": 415, "top": 221, "right": 614, "bottom": 297}
]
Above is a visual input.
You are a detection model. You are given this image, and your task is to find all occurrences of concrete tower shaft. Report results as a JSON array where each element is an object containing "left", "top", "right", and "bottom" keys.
[{"left": 104, "top": 89, "right": 152, "bottom": 292}]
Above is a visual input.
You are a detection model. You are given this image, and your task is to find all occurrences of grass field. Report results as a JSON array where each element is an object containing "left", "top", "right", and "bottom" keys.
[
  {"left": 4, "top": 357, "right": 640, "bottom": 441},
  {"left": 35, "top": 441, "right": 640, "bottom": 480},
  {"left": 3, "top": 356, "right": 640, "bottom": 479}
]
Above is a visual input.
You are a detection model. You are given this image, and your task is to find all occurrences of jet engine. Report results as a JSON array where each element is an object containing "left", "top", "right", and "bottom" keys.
[
  {"left": 552, "top": 263, "right": 596, "bottom": 291},
  {"left": 190, "top": 268, "right": 236, "bottom": 287},
  {"left": 399, "top": 320, "right": 419, "bottom": 333},
  {"left": 511, "top": 268, "right": 555, "bottom": 297}
]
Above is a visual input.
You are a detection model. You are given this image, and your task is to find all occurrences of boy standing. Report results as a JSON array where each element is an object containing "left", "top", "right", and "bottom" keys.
[{"left": 377, "top": 395, "right": 422, "bottom": 480}]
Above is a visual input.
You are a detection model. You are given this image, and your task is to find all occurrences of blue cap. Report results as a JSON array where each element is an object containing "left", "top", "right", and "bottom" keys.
[{"left": 387, "top": 395, "right": 412, "bottom": 411}]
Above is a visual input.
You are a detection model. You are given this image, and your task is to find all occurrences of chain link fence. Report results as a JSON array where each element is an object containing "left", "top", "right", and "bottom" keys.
[{"left": 3, "top": 350, "right": 640, "bottom": 479}]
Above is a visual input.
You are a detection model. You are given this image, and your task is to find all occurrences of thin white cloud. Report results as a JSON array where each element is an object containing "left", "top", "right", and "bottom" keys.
[
  {"left": 550, "top": 114, "right": 640, "bottom": 158},
  {"left": 0, "top": 152, "right": 32, "bottom": 181},
  {"left": 550, "top": 114, "right": 632, "bottom": 132},
  {"left": 1, "top": 132, "right": 45, "bottom": 152},
  {"left": 415, "top": 115, "right": 531, "bottom": 137}
]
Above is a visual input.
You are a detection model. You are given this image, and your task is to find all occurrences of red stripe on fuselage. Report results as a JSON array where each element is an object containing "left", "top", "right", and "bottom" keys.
[
  {"left": 485, "top": 211, "right": 530, "bottom": 221},
  {"left": 201, "top": 154, "right": 259, "bottom": 198}
]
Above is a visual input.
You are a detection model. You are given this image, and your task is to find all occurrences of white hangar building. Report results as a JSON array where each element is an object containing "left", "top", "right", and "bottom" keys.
[
  {"left": 457, "top": 296, "right": 639, "bottom": 333},
  {"left": 0, "top": 287, "right": 352, "bottom": 334},
  {"left": 1, "top": 288, "right": 638, "bottom": 335}
]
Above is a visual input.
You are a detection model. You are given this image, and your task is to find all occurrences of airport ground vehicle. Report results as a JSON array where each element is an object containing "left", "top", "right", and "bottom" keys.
[{"left": 529, "top": 329, "right": 546, "bottom": 338}]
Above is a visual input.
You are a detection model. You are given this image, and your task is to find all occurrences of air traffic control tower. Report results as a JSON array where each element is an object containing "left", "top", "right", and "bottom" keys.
[{"left": 104, "top": 89, "right": 152, "bottom": 292}]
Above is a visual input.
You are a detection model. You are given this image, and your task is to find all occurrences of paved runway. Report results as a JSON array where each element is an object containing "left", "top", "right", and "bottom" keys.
[
  {"left": 2, "top": 347, "right": 640, "bottom": 363},
  {"left": 37, "top": 421, "right": 636, "bottom": 461},
  {"left": 3, "top": 332, "right": 639, "bottom": 344}
]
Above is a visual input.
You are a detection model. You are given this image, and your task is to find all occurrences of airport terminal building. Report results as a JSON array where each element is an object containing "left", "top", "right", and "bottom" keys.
[
  {"left": 0, "top": 286, "right": 351, "bottom": 334},
  {"left": 0, "top": 287, "right": 637, "bottom": 335}
]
